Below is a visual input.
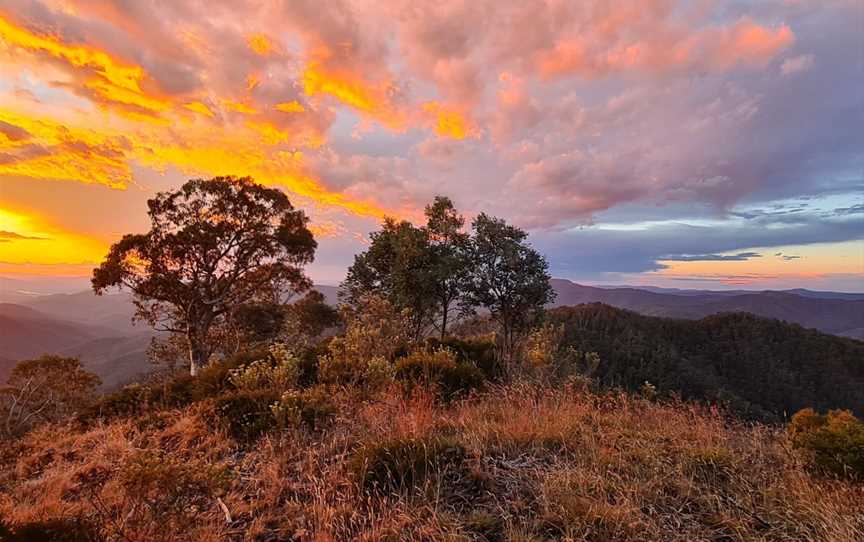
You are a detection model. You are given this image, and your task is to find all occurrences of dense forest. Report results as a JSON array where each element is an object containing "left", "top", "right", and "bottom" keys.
[{"left": 548, "top": 304, "right": 864, "bottom": 421}]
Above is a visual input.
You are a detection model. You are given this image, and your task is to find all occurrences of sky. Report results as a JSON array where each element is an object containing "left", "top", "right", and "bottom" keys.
[{"left": 0, "top": 0, "right": 862, "bottom": 292}]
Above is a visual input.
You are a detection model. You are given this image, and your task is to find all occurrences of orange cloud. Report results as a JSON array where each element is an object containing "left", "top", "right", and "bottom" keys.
[
  {"left": 275, "top": 101, "right": 306, "bottom": 113},
  {"left": 709, "top": 18, "right": 795, "bottom": 69},
  {"left": 0, "top": 13, "right": 170, "bottom": 116},
  {"left": 246, "top": 33, "right": 276, "bottom": 56},
  {"left": 536, "top": 18, "right": 793, "bottom": 79},
  {"left": 302, "top": 48, "right": 406, "bottom": 129},
  {"left": 184, "top": 101, "right": 215, "bottom": 118},
  {"left": 0, "top": 108, "right": 131, "bottom": 188},
  {"left": 422, "top": 101, "right": 474, "bottom": 139}
]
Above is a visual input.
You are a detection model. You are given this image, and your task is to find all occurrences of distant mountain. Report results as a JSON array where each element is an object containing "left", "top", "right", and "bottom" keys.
[
  {"left": 550, "top": 303, "right": 864, "bottom": 421},
  {"left": 613, "top": 284, "right": 864, "bottom": 301},
  {"left": 0, "top": 275, "right": 92, "bottom": 303},
  {"left": 1, "top": 285, "right": 342, "bottom": 387},
  {"left": 24, "top": 290, "right": 140, "bottom": 334},
  {"left": 549, "top": 279, "right": 864, "bottom": 339},
  {"left": 0, "top": 303, "right": 107, "bottom": 361},
  {"left": 0, "top": 302, "right": 152, "bottom": 388}
]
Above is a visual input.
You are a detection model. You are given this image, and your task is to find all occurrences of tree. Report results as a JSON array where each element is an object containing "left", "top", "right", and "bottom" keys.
[
  {"left": 92, "top": 176, "right": 316, "bottom": 375},
  {"left": 1, "top": 356, "right": 100, "bottom": 437},
  {"left": 341, "top": 196, "right": 471, "bottom": 341},
  {"left": 285, "top": 290, "right": 341, "bottom": 339},
  {"left": 424, "top": 196, "right": 471, "bottom": 338},
  {"left": 341, "top": 217, "right": 437, "bottom": 340},
  {"left": 463, "top": 213, "right": 555, "bottom": 369}
]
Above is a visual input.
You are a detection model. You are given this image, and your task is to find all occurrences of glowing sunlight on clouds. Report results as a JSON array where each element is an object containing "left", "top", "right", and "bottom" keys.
[{"left": 0, "top": 0, "right": 859, "bottom": 288}]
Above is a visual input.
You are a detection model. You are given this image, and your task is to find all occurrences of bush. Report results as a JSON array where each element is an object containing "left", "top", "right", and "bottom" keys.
[
  {"left": 118, "top": 451, "right": 230, "bottom": 516},
  {"left": 192, "top": 348, "right": 268, "bottom": 398},
  {"left": 425, "top": 336, "right": 499, "bottom": 380},
  {"left": 394, "top": 348, "right": 484, "bottom": 400},
  {"left": 212, "top": 389, "right": 280, "bottom": 442},
  {"left": 317, "top": 295, "right": 408, "bottom": 391},
  {"left": 228, "top": 344, "right": 300, "bottom": 391},
  {"left": 270, "top": 386, "right": 337, "bottom": 430},
  {"left": 318, "top": 354, "right": 394, "bottom": 391},
  {"left": 349, "top": 435, "right": 467, "bottom": 492},
  {"left": 297, "top": 341, "right": 330, "bottom": 386},
  {"left": 789, "top": 408, "right": 864, "bottom": 480},
  {"left": 79, "top": 383, "right": 152, "bottom": 422}
]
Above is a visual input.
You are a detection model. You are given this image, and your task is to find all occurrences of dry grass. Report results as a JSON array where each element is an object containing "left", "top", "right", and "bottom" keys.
[{"left": 1, "top": 382, "right": 862, "bottom": 541}]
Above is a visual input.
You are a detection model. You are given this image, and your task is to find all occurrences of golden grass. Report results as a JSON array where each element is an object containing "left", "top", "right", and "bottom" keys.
[{"left": 1, "top": 382, "right": 862, "bottom": 541}]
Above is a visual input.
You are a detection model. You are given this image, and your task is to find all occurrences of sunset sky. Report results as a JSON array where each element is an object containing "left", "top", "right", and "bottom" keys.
[{"left": 0, "top": 0, "right": 861, "bottom": 291}]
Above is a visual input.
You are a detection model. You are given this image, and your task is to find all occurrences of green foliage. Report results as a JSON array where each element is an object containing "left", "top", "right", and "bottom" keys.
[
  {"left": 547, "top": 304, "right": 864, "bottom": 421},
  {"left": 318, "top": 295, "right": 405, "bottom": 390},
  {"left": 394, "top": 348, "right": 484, "bottom": 400},
  {"left": 789, "top": 408, "right": 864, "bottom": 480},
  {"left": 192, "top": 348, "right": 267, "bottom": 398},
  {"left": 425, "top": 336, "right": 499, "bottom": 380},
  {"left": 463, "top": 213, "right": 555, "bottom": 367},
  {"left": 297, "top": 341, "right": 330, "bottom": 386},
  {"left": 342, "top": 217, "right": 439, "bottom": 340},
  {"left": 270, "top": 386, "right": 337, "bottom": 430},
  {"left": 79, "top": 383, "right": 152, "bottom": 422},
  {"left": 231, "top": 302, "right": 287, "bottom": 345},
  {"left": 285, "top": 290, "right": 342, "bottom": 338},
  {"left": 92, "top": 176, "right": 317, "bottom": 375},
  {"left": 349, "top": 435, "right": 468, "bottom": 493},
  {"left": 80, "top": 349, "right": 268, "bottom": 424},
  {"left": 228, "top": 343, "right": 299, "bottom": 391},
  {"left": 212, "top": 389, "right": 280, "bottom": 442}
]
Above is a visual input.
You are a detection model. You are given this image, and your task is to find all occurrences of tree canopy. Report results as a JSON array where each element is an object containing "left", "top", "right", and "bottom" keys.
[
  {"left": 92, "top": 176, "right": 316, "bottom": 375},
  {"left": 463, "top": 213, "right": 555, "bottom": 367},
  {"left": 1, "top": 356, "right": 100, "bottom": 438},
  {"left": 342, "top": 198, "right": 553, "bottom": 360}
]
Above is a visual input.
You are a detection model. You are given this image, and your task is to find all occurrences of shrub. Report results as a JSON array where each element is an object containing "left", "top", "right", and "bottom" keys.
[
  {"left": 191, "top": 348, "right": 268, "bottom": 398},
  {"left": 212, "top": 389, "right": 280, "bottom": 442},
  {"left": 270, "top": 386, "right": 337, "bottom": 430},
  {"left": 789, "top": 408, "right": 864, "bottom": 480},
  {"left": 426, "top": 336, "right": 499, "bottom": 379},
  {"left": 64, "top": 451, "right": 233, "bottom": 537},
  {"left": 79, "top": 383, "right": 152, "bottom": 422},
  {"left": 319, "top": 354, "right": 394, "bottom": 391},
  {"left": 349, "top": 435, "right": 467, "bottom": 492},
  {"left": 228, "top": 343, "right": 300, "bottom": 391},
  {"left": 522, "top": 324, "right": 600, "bottom": 381},
  {"left": 297, "top": 341, "right": 330, "bottom": 386},
  {"left": 1, "top": 356, "right": 101, "bottom": 437},
  {"left": 149, "top": 373, "right": 196, "bottom": 407},
  {"left": 317, "top": 295, "right": 409, "bottom": 391},
  {"left": 394, "top": 348, "right": 484, "bottom": 400}
]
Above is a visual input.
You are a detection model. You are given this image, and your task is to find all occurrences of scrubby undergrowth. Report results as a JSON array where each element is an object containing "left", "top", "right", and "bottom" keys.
[{"left": 1, "top": 381, "right": 862, "bottom": 542}]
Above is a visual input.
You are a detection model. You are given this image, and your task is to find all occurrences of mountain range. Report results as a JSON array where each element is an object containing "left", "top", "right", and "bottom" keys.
[
  {"left": 549, "top": 279, "right": 864, "bottom": 339},
  {"left": 1, "top": 279, "right": 861, "bottom": 389}
]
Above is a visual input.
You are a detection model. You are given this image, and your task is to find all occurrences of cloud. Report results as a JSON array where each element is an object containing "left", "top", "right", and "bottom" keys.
[
  {"left": 0, "top": 0, "right": 861, "bottom": 289},
  {"left": 781, "top": 54, "right": 815, "bottom": 75},
  {"left": 662, "top": 252, "right": 762, "bottom": 262},
  {"left": 0, "top": 230, "right": 47, "bottom": 241},
  {"left": 834, "top": 203, "right": 864, "bottom": 216}
]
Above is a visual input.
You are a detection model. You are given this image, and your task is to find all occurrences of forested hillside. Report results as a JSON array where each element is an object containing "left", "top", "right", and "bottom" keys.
[{"left": 549, "top": 304, "right": 864, "bottom": 420}]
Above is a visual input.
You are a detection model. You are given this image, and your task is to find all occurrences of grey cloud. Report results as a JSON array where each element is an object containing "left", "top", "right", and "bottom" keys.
[{"left": 661, "top": 252, "right": 762, "bottom": 262}]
